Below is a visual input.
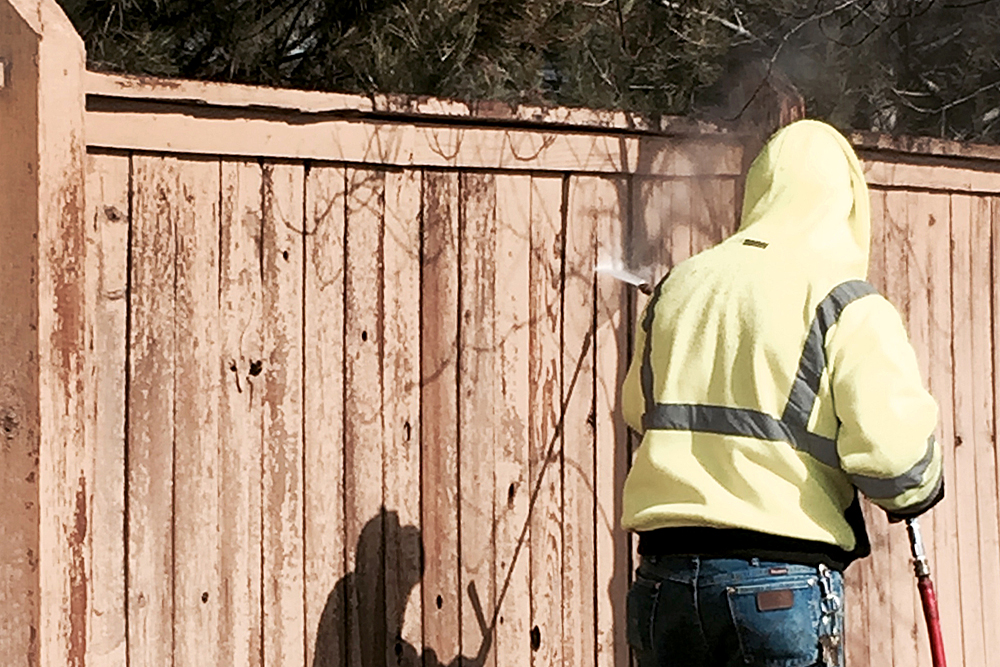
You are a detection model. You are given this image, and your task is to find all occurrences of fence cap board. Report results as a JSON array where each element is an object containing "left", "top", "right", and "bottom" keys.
[
  {"left": 85, "top": 71, "right": 736, "bottom": 138},
  {"left": 851, "top": 130, "right": 1000, "bottom": 164}
]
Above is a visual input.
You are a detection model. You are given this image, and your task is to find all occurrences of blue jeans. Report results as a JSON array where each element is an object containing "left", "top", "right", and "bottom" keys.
[{"left": 626, "top": 555, "right": 844, "bottom": 667}]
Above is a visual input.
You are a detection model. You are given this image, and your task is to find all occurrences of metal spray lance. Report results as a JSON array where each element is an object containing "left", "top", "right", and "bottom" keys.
[{"left": 907, "top": 517, "right": 947, "bottom": 667}]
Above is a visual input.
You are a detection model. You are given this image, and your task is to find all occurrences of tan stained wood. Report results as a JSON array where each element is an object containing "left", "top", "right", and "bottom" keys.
[
  {"left": 631, "top": 178, "right": 671, "bottom": 288},
  {"left": 991, "top": 196, "right": 1000, "bottom": 646},
  {"left": 344, "top": 168, "right": 387, "bottom": 667},
  {"left": 951, "top": 194, "right": 988, "bottom": 667},
  {"left": 261, "top": 162, "right": 306, "bottom": 667},
  {"left": 862, "top": 189, "right": 893, "bottom": 667},
  {"left": 382, "top": 169, "right": 423, "bottom": 667},
  {"left": 85, "top": 110, "right": 638, "bottom": 174},
  {"left": 669, "top": 180, "right": 692, "bottom": 266},
  {"left": 173, "top": 158, "right": 223, "bottom": 667},
  {"left": 881, "top": 189, "right": 920, "bottom": 667},
  {"left": 845, "top": 185, "right": 886, "bottom": 666},
  {"left": 493, "top": 173, "right": 533, "bottom": 667},
  {"left": 971, "top": 195, "right": 1000, "bottom": 660},
  {"left": 128, "top": 155, "right": 177, "bottom": 667},
  {"left": 458, "top": 172, "right": 498, "bottom": 667},
  {"left": 590, "top": 176, "right": 630, "bottom": 667},
  {"left": 9, "top": 0, "right": 92, "bottom": 662},
  {"left": 218, "top": 160, "right": 265, "bottom": 667},
  {"left": 421, "top": 171, "right": 462, "bottom": 665},
  {"left": 863, "top": 160, "right": 1000, "bottom": 194},
  {"left": 905, "top": 190, "right": 933, "bottom": 667},
  {"left": 304, "top": 165, "right": 348, "bottom": 667},
  {"left": 84, "top": 153, "right": 129, "bottom": 667},
  {"left": 528, "top": 175, "right": 564, "bottom": 667},
  {"left": 0, "top": 2, "right": 44, "bottom": 658},
  {"left": 85, "top": 110, "right": 742, "bottom": 179},
  {"left": 85, "top": 71, "right": 735, "bottom": 136},
  {"left": 924, "top": 191, "right": 962, "bottom": 667},
  {"left": 563, "top": 175, "right": 597, "bottom": 667}
]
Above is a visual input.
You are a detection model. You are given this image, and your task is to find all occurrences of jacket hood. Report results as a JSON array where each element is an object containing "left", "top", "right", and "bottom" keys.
[{"left": 737, "top": 120, "right": 871, "bottom": 279}]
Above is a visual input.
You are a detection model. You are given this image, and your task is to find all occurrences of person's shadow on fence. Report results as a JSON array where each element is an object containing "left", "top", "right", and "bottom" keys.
[{"left": 312, "top": 507, "right": 492, "bottom": 667}]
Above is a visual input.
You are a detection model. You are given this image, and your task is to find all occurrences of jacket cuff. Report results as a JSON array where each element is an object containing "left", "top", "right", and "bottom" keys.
[{"left": 884, "top": 474, "right": 945, "bottom": 523}]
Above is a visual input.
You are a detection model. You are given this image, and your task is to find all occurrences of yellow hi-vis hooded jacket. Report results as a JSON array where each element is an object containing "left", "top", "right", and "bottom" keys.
[{"left": 620, "top": 120, "right": 943, "bottom": 561}]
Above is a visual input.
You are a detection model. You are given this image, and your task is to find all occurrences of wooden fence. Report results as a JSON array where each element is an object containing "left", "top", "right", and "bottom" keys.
[{"left": 2, "top": 1, "right": 1000, "bottom": 665}]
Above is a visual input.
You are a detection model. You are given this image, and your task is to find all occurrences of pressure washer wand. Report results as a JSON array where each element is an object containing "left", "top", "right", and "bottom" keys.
[{"left": 907, "top": 518, "right": 947, "bottom": 667}]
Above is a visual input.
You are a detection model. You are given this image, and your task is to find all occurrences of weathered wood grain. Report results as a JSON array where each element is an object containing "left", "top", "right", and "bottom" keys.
[
  {"left": 84, "top": 153, "right": 129, "bottom": 667},
  {"left": 128, "top": 155, "right": 177, "bottom": 667},
  {"left": 669, "top": 179, "right": 692, "bottom": 266},
  {"left": 528, "top": 175, "right": 564, "bottom": 667},
  {"left": 344, "top": 168, "right": 387, "bottom": 667},
  {"left": 863, "top": 189, "right": 894, "bottom": 667},
  {"left": 630, "top": 178, "right": 671, "bottom": 286},
  {"left": 421, "top": 170, "right": 462, "bottom": 666},
  {"left": 173, "top": 158, "right": 222, "bottom": 667},
  {"left": 882, "top": 189, "right": 920, "bottom": 667},
  {"left": 303, "top": 164, "right": 347, "bottom": 667},
  {"left": 218, "top": 160, "right": 265, "bottom": 667},
  {"left": 589, "top": 176, "right": 630, "bottom": 667},
  {"left": 563, "top": 176, "right": 597, "bottom": 667},
  {"left": 971, "top": 195, "right": 1000, "bottom": 661},
  {"left": 493, "top": 173, "right": 533, "bottom": 667},
  {"left": 924, "top": 192, "right": 962, "bottom": 667},
  {"left": 382, "top": 169, "right": 424, "bottom": 667},
  {"left": 905, "top": 190, "right": 933, "bottom": 667},
  {"left": 261, "top": 162, "right": 306, "bottom": 667},
  {"left": 458, "top": 172, "right": 498, "bottom": 667},
  {"left": 951, "top": 194, "right": 988, "bottom": 667}
]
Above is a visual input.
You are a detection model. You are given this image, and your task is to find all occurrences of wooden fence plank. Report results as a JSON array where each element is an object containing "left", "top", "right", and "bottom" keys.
[
  {"left": 84, "top": 153, "right": 129, "bottom": 667},
  {"left": 882, "top": 189, "right": 920, "bottom": 667},
  {"left": 344, "top": 168, "right": 387, "bottom": 667},
  {"left": 304, "top": 165, "right": 347, "bottom": 667},
  {"left": 382, "top": 169, "right": 424, "bottom": 667},
  {"left": 219, "top": 160, "right": 264, "bottom": 667},
  {"left": 493, "top": 173, "right": 533, "bottom": 667},
  {"left": 458, "top": 172, "right": 498, "bottom": 667},
  {"left": 670, "top": 179, "right": 692, "bottom": 265},
  {"left": 528, "top": 175, "right": 564, "bottom": 667},
  {"left": 863, "top": 189, "right": 894, "bottom": 667},
  {"left": 951, "top": 194, "right": 988, "bottom": 667},
  {"left": 905, "top": 190, "right": 933, "bottom": 667},
  {"left": 563, "top": 176, "right": 597, "bottom": 667},
  {"left": 991, "top": 196, "right": 1000, "bottom": 650},
  {"left": 127, "top": 155, "right": 177, "bottom": 667},
  {"left": 925, "top": 192, "right": 962, "bottom": 667},
  {"left": 849, "top": 191, "right": 877, "bottom": 666},
  {"left": 971, "top": 195, "right": 1000, "bottom": 661},
  {"left": 630, "top": 178, "right": 670, "bottom": 286},
  {"left": 422, "top": 171, "right": 462, "bottom": 666},
  {"left": 261, "top": 162, "right": 306, "bottom": 667},
  {"left": 590, "top": 176, "right": 630, "bottom": 667},
  {"left": 173, "top": 159, "right": 222, "bottom": 667}
]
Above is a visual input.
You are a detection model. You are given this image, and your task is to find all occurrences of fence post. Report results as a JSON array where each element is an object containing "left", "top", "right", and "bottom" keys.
[{"left": 0, "top": 1, "right": 89, "bottom": 665}]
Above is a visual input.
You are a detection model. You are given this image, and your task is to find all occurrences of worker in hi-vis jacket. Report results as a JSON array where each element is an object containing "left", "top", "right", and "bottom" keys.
[{"left": 620, "top": 120, "right": 944, "bottom": 667}]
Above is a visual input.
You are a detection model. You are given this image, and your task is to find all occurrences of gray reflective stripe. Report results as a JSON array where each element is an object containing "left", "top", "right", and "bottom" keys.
[
  {"left": 640, "top": 281, "right": 666, "bottom": 417},
  {"left": 642, "top": 404, "right": 840, "bottom": 468},
  {"left": 782, "top": 281, "right": 878, "bottom": 428},
  {"left": 640, "top": 280, "right": 877, "bottom": 471},
  {"left": 850, "top": 436, "right": 937, "bottom": 499}
]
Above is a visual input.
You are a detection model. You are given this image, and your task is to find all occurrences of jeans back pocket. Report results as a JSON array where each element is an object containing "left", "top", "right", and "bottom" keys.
[
  {"left": 725, "top": 575, "right": 820, "bottom": 667},
  {"left": 626, "top": 576, "right": 661, "bottom": 652}
]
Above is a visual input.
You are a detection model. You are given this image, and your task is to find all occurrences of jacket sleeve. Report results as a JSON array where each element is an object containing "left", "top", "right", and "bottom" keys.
[
  {"left": 621, "top": 303, "right": 649, "bottom": 436},
  {"left": 827, "top": 294, "right": 944, "bottom": 519}
]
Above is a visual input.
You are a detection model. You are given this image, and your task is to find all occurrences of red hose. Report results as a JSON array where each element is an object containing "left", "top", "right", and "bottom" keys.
[{"left": 917, "top": 576, "right": 947, "bottom": 667}]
